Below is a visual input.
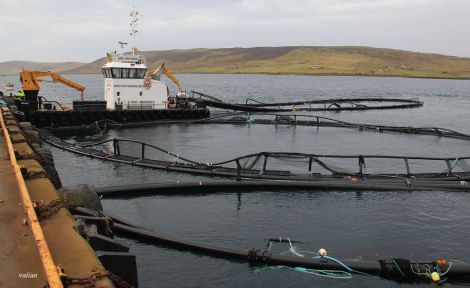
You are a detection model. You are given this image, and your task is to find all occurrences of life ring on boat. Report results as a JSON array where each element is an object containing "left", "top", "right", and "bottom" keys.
[{"left": 143, "top": 78, "right": 152, "bottom": 89}]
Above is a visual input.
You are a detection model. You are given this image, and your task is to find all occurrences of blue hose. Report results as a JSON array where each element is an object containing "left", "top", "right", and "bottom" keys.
[{"left": 313, "top": 255, "right": 371, "bottom": 276}]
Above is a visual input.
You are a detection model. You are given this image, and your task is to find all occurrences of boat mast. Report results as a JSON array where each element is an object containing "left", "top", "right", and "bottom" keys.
[{"left": 130, "top": 6, "right": 140, "bottom": 56}]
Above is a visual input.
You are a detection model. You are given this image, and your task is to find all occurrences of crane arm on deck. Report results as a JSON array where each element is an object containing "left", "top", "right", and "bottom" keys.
[
  {"left": 19, "top": 69, "right": 85, "bottom": 99},
  {"left": 145, "top": 63, "right": 182, "bottom": 92}
]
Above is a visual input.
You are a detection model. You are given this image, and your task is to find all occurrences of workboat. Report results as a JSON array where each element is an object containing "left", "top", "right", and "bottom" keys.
[
  {"left": 101, "top": 49, "right": 168, "bottom": 110},
  {"left": 10, "top": 6, "right": 209, "bottom": 127},
  {"left": 101, "top": 7, "right": 189, "bottom": 111}
]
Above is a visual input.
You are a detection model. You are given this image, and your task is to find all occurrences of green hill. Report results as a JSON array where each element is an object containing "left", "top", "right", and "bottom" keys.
[
  {"left": 2, "top": 46, "right": 470, "bottom": 79},
  {"left": 0, "top": 61, "right": 84, "bottom": 76}
]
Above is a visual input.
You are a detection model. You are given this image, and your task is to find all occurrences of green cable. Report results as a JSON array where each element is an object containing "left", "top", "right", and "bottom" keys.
[
  {"left": 294, "top": 267, "right": 352, "bottom": 279},
  {"left": 391, "top": 260, "right": 406, "bottom": 277},
  {"left": 252, "top": 265, "right": 352, "bottom": 279},
  {"left": 440, "top": 262, "right": 452, "bottom": 276},
  {"left": 252, "top": 265, "right": 284, "bottom": 273}
]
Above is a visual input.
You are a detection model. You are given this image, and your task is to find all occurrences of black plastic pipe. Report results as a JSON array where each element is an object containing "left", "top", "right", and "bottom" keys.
[
  {"left": 44, "top": 136, "right": 470, "bottom": 183},
  {"left": 95, "top": 179, "right": 470, "bottom": 198},
  {"left": 114, "top": 222, "right": 385, "bottom": 272},
  {"left": 113, "top": 222, "right": 470, "bottom": 281},
  {"left": 71, "top": 207, "right": 470, "bottom": 282},
  {"left": 189, "top": 92, "right": 423, "bottom": 112}
]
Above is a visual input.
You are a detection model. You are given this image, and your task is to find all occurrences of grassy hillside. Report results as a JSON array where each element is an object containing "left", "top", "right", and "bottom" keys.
[
  {"left": 2, "top": 46, "right": 470, "bottom": 79},
  {"left": 0, "top": 61, "right": 84, "bottom": 76},
  {"left": 139, "top": 46, "right": 470, "bottom": 79}
]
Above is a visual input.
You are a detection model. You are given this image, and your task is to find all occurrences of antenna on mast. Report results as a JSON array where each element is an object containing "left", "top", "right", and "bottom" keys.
[
  {"left": 118, "top": 41, "right": 128, "bottom": 56},
  {"left": 130, "top": 6, "right": 140, "bottom": 56},
  {"left": 138, "top": 13, "right": 144, "bottom": 53}
]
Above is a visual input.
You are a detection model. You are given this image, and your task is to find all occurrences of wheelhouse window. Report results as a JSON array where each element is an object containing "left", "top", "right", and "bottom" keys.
[
  {"left": 121, "top": 68, "right": 130, "bottom": 78},
  {"left": 105, "top": 68, "right": 147, "bottom": 78},
  {"left": 129, "top": 68, "right": 137, "bottom": 78},
  {"left": 112, "top": 68, "right": 121, "bottom": 78},
  {"left": 136, "top": 69, "right": 146, "bottom": 78},
  {"left": 102, "top": 68, "right": 112, "bottom": 78}
]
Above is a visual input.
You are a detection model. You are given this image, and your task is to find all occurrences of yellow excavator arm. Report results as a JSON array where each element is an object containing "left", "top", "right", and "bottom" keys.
[
  {"left": 20, "top": 69, "right": 85, "bottom": 99},
  {"left": 145, "top": 63, "right": 182, "bottom": 92}
]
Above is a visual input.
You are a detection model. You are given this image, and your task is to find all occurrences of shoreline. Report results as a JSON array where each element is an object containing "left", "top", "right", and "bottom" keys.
[
  {"left": 176, "top": 71, "right": 470, "bottom": 80},
  {"left": 2, "top": 71, "right": 469, "bottom": 80}
]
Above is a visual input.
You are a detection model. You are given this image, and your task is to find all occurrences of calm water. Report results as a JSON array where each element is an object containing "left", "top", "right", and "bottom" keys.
[{"left": 3, "top": 74, "right": 470, "bottom": 287}]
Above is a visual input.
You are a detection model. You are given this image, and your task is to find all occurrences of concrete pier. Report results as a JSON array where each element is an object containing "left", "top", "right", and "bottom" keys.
[
  {"left": 0, "top": 107, "right": 117, "bottom": 287},
  {"left": 0, "top": 136, "right": 46, "bottom": 287}
]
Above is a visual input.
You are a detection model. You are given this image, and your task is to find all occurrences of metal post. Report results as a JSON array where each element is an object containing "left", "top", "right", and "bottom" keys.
[
  {"left": 38, "top": 96, "right": 43, "bottom": 110},
  {"left": 236, "top": 159, "right": 241, "bottom": 180},
  {"left": 141, "top": 143, "right": 145, "bottom": 159},
  {"left": 116, "top": 140, "right": 120, "bottom": 155},
  {"left": 404, "top": 157, "right": 411, "bottom": 176},
  {"left": 308, "top": 157, "right": 313, "bottom": 171},
  {"left": 113, "top": 139, "right": 117, "bottom": 154},
  {"left": 358, "top": 155, "right": 365, "bottom": 175},
  {"left": 445, "top": 159, "right": 453, "bottom": 175},
  {"left": 262, "top": 154, "right": 268, "bottom": 173}
]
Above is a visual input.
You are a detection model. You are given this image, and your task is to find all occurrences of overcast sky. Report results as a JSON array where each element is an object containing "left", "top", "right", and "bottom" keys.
[{"left": 1, "top": 0, "right": 469, "bottom": 62}]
